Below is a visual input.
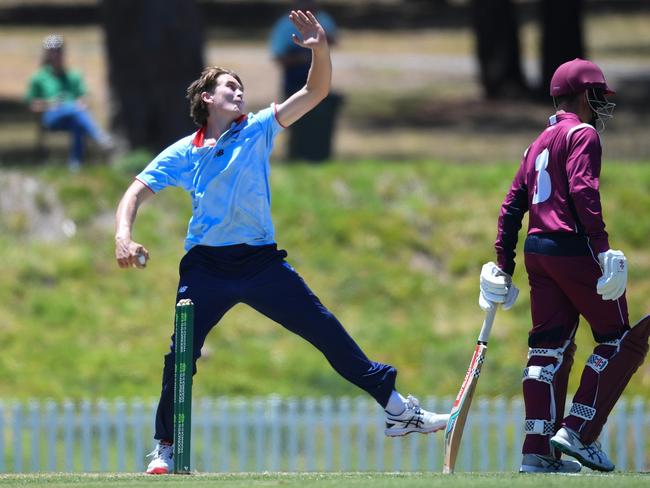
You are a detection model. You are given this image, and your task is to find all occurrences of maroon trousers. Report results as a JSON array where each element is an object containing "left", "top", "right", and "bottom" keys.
[
  {"left": 522, "top": 253, "right": 629, "bottom": 455},
  {"left": 526, "top": 253, "right": 628, "bottom": 344}
]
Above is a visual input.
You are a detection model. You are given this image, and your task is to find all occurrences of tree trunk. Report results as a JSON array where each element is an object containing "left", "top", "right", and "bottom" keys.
[
  {"left": 471, "top": 0, "right": 528, "bottom": 99},
  {"left": 540, "top": 0, "right": 585, "bottom": 96},
  {"left": 101, "top": 0, "right": 204, "bottom": 152}
]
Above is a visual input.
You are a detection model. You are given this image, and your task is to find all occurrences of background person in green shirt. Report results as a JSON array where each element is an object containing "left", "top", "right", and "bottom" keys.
[{"left": 26, "top": 34, "right": 112, "bottom": 170}]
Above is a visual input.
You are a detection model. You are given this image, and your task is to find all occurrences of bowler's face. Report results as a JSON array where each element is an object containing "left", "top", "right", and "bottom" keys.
[{"left": 211, "top": 74, "right": 245, "bottom": 115}]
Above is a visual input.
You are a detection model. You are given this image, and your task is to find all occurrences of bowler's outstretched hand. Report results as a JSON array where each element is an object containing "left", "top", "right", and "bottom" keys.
[{"left": 289, "top": 10, "right": 327, "bottom": 51}]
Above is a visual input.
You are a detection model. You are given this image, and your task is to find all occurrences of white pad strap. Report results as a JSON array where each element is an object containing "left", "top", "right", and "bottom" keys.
[
  {"left": 522, "top": 365, "right": 555, "bottom": 384},
  {"left": 524, "top": 419, "right": 555, "bottom": 435},
  {"left": 570, "top": 402, "right": 596, "bottom": 420},
  {"left": 586, "top": 353, "right": 609, "bottom": 373},
  {"left": 527, "top": 347, "right": 563, "bottom": 359}
]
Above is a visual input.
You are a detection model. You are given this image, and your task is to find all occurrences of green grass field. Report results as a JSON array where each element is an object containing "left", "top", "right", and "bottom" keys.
[
  {"left": 0, "top": 159, "right": 649, "bottom": 401},
  {"left": 0, "top": 472, "right": 649, "bottom": 488}
]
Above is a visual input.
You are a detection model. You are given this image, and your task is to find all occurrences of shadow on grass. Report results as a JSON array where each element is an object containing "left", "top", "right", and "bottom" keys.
[
  {"left": 2, "top": 72, "right": 650, "bottom": 165},
  {"left": 0, "top": 96, "right": 87, "bottom": 167},
  {"left": 0, "top": 97, "right": 35, "bottom": 124},
  {"left": 346, "top": 74, "right": 650, "bottom": 135}
]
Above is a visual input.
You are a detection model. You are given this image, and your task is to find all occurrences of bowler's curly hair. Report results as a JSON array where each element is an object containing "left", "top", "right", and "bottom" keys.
[{"left": 186, "top": 66, "right": 243, "bottom": 126}]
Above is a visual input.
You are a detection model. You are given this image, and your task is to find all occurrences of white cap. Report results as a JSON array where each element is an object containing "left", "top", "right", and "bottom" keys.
[{"left": 42, "top": 34, "right": 64, "bottom": 50}]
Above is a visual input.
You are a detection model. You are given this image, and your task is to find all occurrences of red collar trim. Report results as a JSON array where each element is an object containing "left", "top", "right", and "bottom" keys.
[
  {"left": 191, "top": 125, "right": 206, "bottom": 147},
  {"left": 191, "top": 115, "right": 248, "bottom": 148},
  {"left": 273, "top": 102, "right": 288, "bottom": 129}
]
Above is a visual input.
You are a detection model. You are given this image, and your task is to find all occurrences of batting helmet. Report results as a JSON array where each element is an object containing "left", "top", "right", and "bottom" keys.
[{"left": 550, "top": 58, "right": 615, "bottom": 97}]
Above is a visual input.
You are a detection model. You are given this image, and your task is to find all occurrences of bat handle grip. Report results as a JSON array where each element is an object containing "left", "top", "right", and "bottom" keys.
[{"left": 477, "top": 305, "right": 497, "bottom": 344}]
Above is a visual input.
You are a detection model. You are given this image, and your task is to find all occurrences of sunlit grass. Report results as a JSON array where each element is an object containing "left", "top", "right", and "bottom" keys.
[
  {"left": 1, "top": 160, "right": 649, "bottom": 401},
  {"left": 0, "top": 472, "right": 649, "bottom": 488}
]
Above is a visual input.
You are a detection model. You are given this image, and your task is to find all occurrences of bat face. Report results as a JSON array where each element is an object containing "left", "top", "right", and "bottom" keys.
[
  {"left": 452, "top": 345, "right": 485, "bottom": 409},
  {"left": 443, "top": 343, "right": 488, "bottom": 474}
]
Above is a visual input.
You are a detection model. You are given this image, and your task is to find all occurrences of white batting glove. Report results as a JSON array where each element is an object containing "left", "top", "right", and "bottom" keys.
[
  {"left": 479, "top": 262, "right": 519, "bottom": 311},
  {"left": 597, "top": 249, "right": 627, "bottom": 300}
]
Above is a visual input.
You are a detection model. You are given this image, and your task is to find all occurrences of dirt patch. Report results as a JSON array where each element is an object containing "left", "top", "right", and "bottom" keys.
[{"left": 0, "top": 171, "right": 76, "bottom": 241}]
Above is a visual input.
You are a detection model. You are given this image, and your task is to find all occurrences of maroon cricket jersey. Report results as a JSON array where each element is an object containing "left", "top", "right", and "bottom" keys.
[{"left": 495, "top": 112, "right": 609, "bottom": 275}]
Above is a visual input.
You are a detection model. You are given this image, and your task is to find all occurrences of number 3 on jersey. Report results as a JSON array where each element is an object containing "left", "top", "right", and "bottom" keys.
[{"left": 532, "top": 148, "right": 551, "bottom": 204}]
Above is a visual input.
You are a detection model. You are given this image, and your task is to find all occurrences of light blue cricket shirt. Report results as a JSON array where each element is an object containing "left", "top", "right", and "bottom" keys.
[{"left": 136, "top": 104, "right": 285, "bottom": 251}]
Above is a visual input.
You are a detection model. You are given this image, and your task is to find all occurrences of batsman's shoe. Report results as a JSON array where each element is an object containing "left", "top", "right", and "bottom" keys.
[
  {"left": 385, "top": 395, "right": 449, "bottom": 437},
  {"left": 519, "top": 453, "right": 582, "bottom": 473},
  {"left": 550, "top": 427, "right": 614, "bottom": 472},
  {"left": 145, "top": 442, "right": 174, "bottom": 474}
]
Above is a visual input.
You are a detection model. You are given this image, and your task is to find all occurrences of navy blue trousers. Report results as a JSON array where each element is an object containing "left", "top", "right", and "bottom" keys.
[{"left": 154, "top": 244, "right": 397, "bottom": 441}]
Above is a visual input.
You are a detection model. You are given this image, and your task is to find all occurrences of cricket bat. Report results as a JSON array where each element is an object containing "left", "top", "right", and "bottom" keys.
[{"left": 442, "top": 305, "right": 497, "bottom": 474}]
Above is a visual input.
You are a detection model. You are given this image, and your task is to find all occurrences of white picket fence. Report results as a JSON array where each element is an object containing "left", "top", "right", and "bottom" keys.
[{"left": 0, "top": 396, "right": 648, "bottom": 473}]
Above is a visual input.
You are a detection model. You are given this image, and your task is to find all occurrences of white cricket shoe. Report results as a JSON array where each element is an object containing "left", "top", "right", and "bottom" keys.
[
  {"left": 519, "top": 453, "right": 582, "bottom": 473},
  {"left": 145, "top": 442, "right": 174, "bottom": 474},
  {"left": 384, "top": 395, "right": 449, "bottom": 437},
  {"left": 550, "top": 427, "right": 614, "bottom": 472}
]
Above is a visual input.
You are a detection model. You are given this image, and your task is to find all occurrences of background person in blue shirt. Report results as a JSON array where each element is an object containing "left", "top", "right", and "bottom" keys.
[
  {"left": 269, "top": 0, "right": 343, "bottom": 161},
  {"left": 114, "top": 11, "right": 448, "bottom": 475}
]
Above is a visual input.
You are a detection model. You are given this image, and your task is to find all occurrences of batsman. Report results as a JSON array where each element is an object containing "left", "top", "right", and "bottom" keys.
[{"left": 479, "top": 58, "right": 649, "bottom": 473}]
